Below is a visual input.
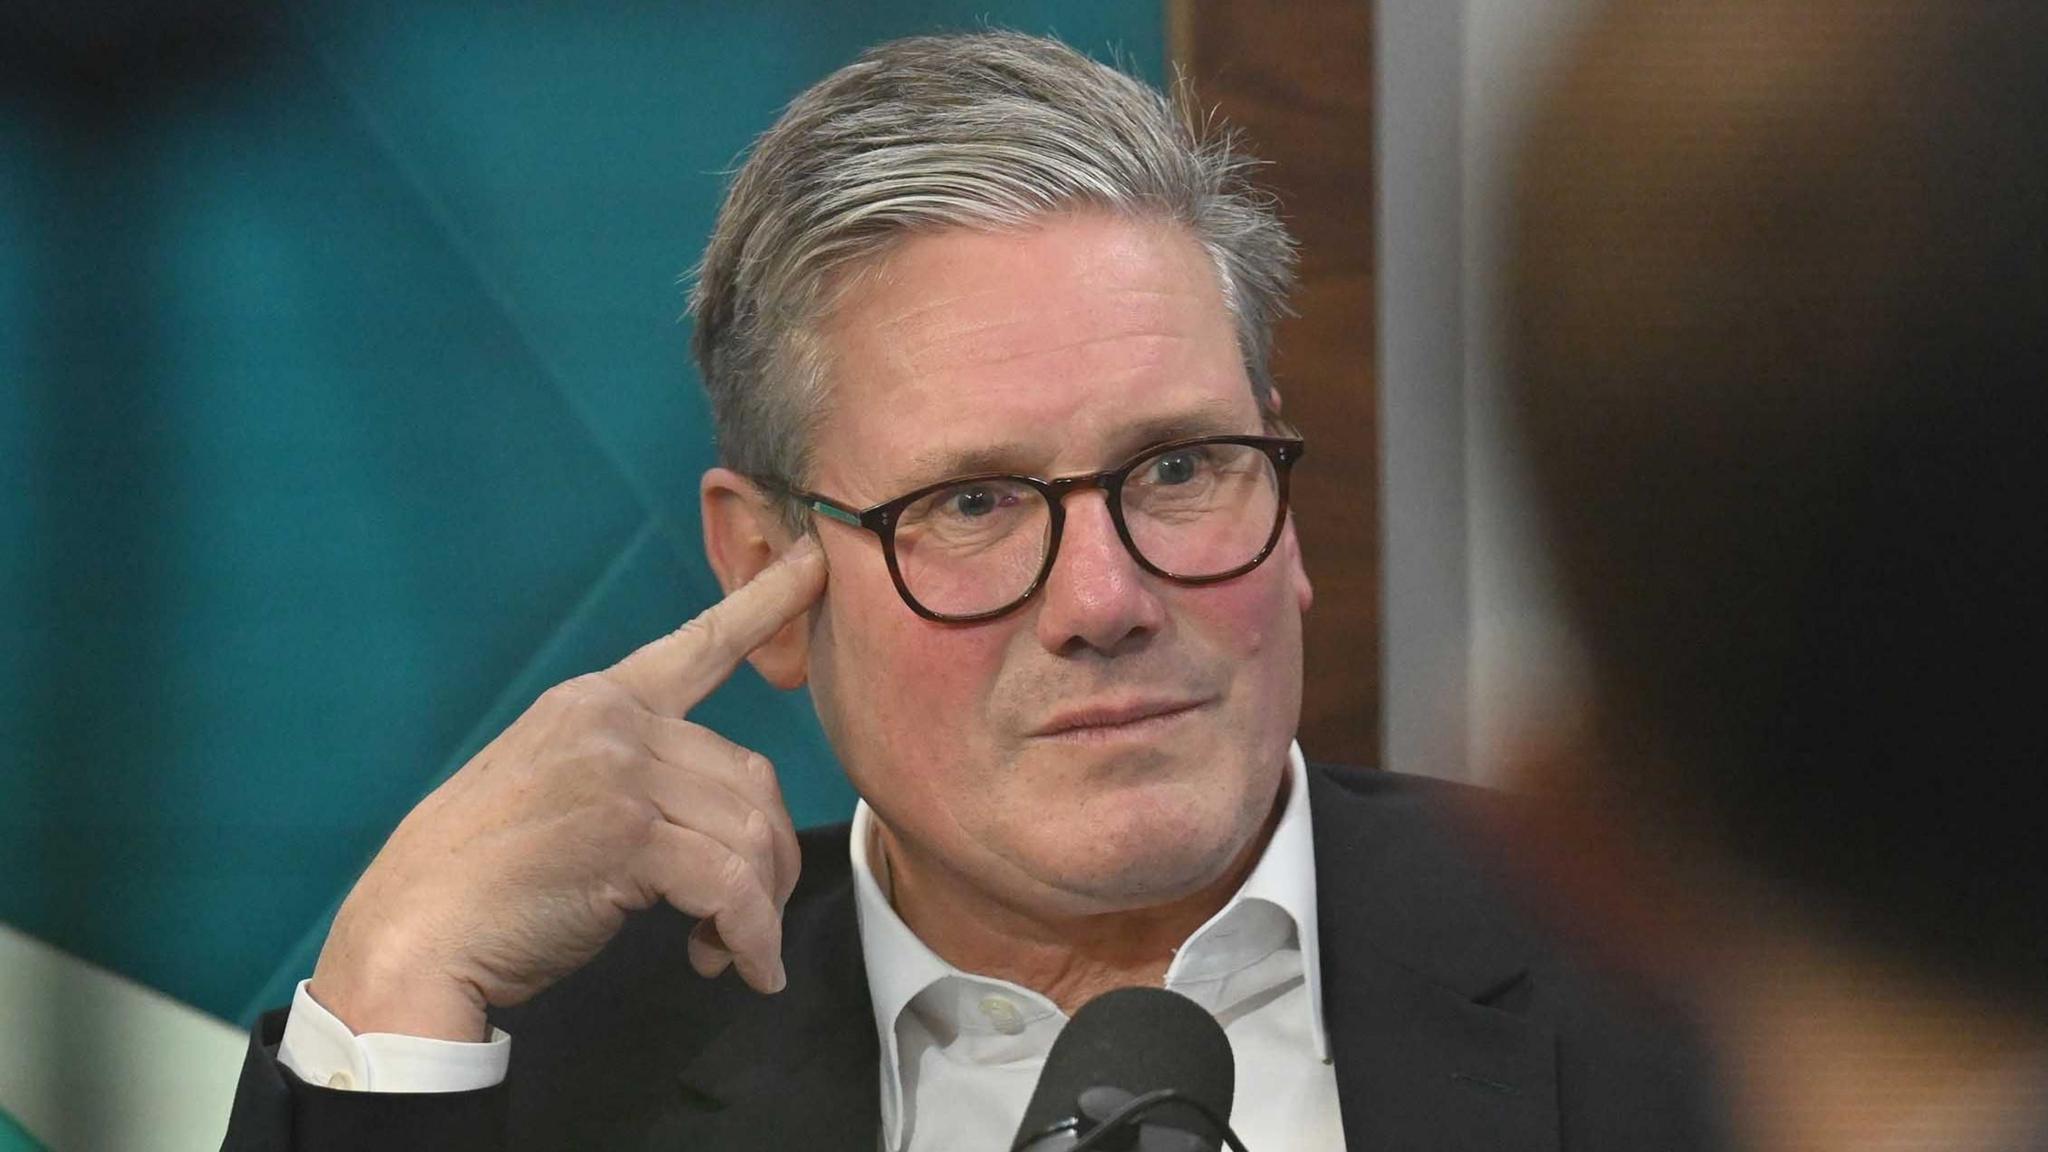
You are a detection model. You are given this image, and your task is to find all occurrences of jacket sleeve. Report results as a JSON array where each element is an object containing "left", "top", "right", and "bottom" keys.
[{"left": 219, "top": 1008, "right": 508, "bottom": 1152}]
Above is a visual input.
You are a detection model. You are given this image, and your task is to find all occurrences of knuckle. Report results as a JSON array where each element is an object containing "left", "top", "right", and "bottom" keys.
[
  {"left": 717, "top": 848, "right": 755, "bottom": 900},
  {"left": 594, "top": 874, "right": 645, "bottom": 915},
  {"left": 535, "top": 678, "right": 584, "bottom": 715},
  {"left": 557, "top": 671, "right": 609, "bottom": 702},
  {"left": 547, "top": 674, "right": 624, "bottom": 722},
  {"left": 554, "top": 727, "right": 645, "bottom": 795},
  {"left": 741, "top": 810, "right": 776, "bottom": 858},
  {"left": 590, "top": 726, "right": 647, "bottom": 770},
  {"left": 674, "top": 612, "right": 726, "bottom": 659}
]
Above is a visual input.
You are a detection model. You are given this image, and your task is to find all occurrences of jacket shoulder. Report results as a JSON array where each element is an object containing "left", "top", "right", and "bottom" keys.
[
  {"left": 1306, "top": 762, "right": 1730, "bottom": 1151},
  {"left": 1307, "top": 760, "right": 1492, "bottom": 805}
]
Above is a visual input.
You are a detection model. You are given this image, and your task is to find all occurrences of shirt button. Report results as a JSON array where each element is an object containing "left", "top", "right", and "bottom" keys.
[
  {"left": 979, "top": 995, "right": 1026, "bottom": 1035},
  {"left": 325, "top": 1070, "right": 355, "bottom": 1089}
]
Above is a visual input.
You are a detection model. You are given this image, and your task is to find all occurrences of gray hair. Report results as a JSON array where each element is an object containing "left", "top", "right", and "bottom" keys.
[{"left": 687, "top": 30, "right": 1297, "bottom": 494}]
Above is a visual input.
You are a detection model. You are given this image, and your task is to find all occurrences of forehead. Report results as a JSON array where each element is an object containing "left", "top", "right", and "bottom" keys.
[{"left": 809, "top": 212, "right": 1258, "bottom": 497}]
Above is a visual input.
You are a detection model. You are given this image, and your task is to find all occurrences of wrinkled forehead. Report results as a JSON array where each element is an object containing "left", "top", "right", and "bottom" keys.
[{"left": 802, "top": 214, "right": 1261, "bottom": 500}]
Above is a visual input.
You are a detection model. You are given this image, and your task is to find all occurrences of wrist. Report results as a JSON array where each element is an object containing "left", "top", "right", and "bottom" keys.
[{"left": 311, "top": 908, "right": 488, "bottom": 1042}]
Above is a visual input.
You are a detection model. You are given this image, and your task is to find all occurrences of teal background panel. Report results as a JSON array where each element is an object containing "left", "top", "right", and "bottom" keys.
[
  {"left": 0, "top": 1108, "right": 47, "bottom": 1152},
  {"left": 0, "top": 2, "right": 1164, "bottom": 1030}
]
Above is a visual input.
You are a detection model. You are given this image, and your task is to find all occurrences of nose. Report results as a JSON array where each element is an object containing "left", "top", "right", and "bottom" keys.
[{"left": 1032, "top": 490, "right": 1167, "bottom": 655}]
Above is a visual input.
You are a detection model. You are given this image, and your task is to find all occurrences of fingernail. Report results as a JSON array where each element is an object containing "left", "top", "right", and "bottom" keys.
[{"left": 771, "top": 959, "right": 788, "bottom": 993}]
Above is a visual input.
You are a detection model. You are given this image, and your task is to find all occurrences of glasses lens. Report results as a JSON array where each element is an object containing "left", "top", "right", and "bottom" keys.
[
  {"left": 1121, "top": 441, "right": 1282, "bottom": 578},
  {"left": 893, "top": 477, "right": 1051, "bottom": 618}
]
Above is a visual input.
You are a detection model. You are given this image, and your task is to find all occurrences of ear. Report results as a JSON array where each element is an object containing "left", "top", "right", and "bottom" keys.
[
  {"left": 1262, "top": 387, "right": 1314, "bottom": 614},
  {"left": 1283, "top": 516, "right": 1314, "bottom": 615},
  {"left": 701, "top": 467, "right": 814, "bottom": 690}
]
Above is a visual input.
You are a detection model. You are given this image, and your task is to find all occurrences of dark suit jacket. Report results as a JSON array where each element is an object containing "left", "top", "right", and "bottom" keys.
[{"left": 221, "top": 766, "right": 1727, "bottom": 1150}]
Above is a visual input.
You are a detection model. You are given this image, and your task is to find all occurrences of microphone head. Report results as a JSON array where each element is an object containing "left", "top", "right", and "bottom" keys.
[{"left": 1012, "top": 986, "right": 1234, "bottom": 1147}]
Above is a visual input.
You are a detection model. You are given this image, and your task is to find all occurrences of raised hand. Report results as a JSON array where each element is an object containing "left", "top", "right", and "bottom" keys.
[{"left": 307, "top": 538, "right": 828, "bottom": 1042}]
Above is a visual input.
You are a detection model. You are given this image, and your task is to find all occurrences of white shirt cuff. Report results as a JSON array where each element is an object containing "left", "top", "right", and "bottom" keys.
[{"left": 275, "top": 978, "right": 511, "bottom": 1093}]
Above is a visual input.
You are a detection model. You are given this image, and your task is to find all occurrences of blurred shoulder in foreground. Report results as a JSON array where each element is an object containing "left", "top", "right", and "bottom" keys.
[{"left": 1502, "top": 3, "right": 2048, "bottom": 1150}]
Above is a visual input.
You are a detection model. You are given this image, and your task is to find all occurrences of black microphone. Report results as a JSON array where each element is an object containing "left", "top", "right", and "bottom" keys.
[{"left": 1009, "top": 986, "right": 1244, "bottom": 1152}]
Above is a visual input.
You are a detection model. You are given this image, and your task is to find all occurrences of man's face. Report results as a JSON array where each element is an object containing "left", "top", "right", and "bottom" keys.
[{"left": 801, "top": 211, "right": 1312, "bottom": 918}]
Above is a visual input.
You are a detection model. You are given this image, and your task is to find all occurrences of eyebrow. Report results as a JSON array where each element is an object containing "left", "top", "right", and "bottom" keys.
[{"left": 892, "top": 400, "right": 1258, "bottom": 490}]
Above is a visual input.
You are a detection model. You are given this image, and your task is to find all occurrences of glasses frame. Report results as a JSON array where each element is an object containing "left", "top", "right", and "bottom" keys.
[{"left": 779, "top": 434, "right": 1305, "bottom": 623}]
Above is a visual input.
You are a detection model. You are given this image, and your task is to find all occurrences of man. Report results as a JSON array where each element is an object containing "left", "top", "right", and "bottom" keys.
[
  {"left": 1502, "top": 4, "right": 2048, "bottom": 1151},
  {"left": 222, "top": 32, "right": 1720, "bottom": 1150}
]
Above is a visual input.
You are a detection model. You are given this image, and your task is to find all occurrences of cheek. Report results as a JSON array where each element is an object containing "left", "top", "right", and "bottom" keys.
[
  {"left": 1175, "top": 559, "right": 1308, "bottom": 742},
  {"left": 1184, "top": 555, "right": 1302, "bottom": 661},
  {"left": 811, "top": 558, "right": 1013, "bottom": 777}
]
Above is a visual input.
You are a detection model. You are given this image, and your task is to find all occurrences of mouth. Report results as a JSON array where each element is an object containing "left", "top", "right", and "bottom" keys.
[{"left": 1028, "top": 697, "right": 1212, "bottom": 742}]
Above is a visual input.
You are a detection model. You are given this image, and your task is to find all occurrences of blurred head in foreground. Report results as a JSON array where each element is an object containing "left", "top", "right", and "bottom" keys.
[{"left": 1507, "top": 2, "right": 2047, "bottom": 1149}]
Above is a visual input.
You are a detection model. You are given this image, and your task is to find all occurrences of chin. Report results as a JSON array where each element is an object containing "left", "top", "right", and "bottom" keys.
[
  {"left": 1027, "top": 785, "right": 1263, "bottom": 908},
  {"left": 1120, "top": 850, "right": 1242, "bottom": 902},
  {"left": 1053, "top": 839, "right": 1245, "bottom": 910}
]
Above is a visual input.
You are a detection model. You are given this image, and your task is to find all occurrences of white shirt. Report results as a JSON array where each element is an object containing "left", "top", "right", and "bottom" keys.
[
  {"left": 278, "top": 744, "right": 1345, "bottom": 1149},
  {"left": 855, "top": 742, "right": 1342, "bottom": 1151}
]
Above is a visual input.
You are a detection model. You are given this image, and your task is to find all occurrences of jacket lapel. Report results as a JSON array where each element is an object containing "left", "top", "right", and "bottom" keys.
[
  {"left": 651, "top": 875, "right": 882, "bottom": 1151},
  {"left": 1311, "top": 767, "right": 1561, "bottom": 1152}
]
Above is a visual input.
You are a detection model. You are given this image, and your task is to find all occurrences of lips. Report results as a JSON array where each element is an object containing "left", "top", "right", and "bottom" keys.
[{"left": 1029, "top": 697, "right": 1210, "bottom": 739}]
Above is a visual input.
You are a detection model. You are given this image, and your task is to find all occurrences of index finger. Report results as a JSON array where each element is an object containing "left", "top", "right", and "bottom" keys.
[{"left": 607, "top": 535, "right": 827, "bottom": 716}]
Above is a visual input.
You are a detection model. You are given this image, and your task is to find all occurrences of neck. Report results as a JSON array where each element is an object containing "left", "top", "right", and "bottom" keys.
[
  {"left": 873, "top": 784, "right": 1285, "bottom": 1016},
  {"left": 1704, "top": 929, "right": 2047, "bottom": 1152}
]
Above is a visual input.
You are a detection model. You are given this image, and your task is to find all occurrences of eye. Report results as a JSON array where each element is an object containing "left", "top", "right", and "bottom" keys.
[
  {"left": 1149, "top": 450, "right": 1204, "bottom": 485},
  {"left": 949, "top": 485, "right": 1008, "bottom": 518},
  {"left": 902, "top": 477, "right": 1037, "bottom": 537}
]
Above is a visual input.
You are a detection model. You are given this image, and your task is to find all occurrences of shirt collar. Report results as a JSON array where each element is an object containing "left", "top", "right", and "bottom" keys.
[
  {"left": 849, "top": 799, "right": 961, "bottom": 1145},
  {"left": 1178, "top": 741, "right": 1328, "bottom": 1059},
  {"left": 849, "top": 742, "right": 1328, "bottom": 1148}
]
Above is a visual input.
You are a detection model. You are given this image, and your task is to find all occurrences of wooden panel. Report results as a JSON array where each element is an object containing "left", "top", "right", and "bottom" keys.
[{"left": 1173, "top": 1, "right": 1379, "bottom": 766}]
